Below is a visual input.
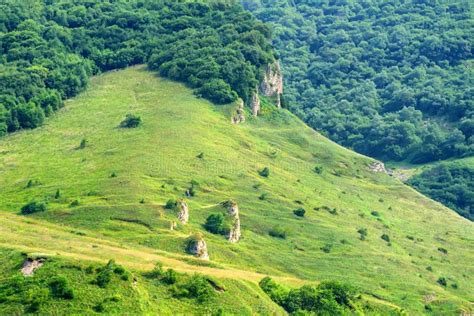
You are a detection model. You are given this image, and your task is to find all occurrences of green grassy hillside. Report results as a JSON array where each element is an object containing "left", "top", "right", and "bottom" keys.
[{"left": 0, "top": 66, "right": 473, "bottom": 314}]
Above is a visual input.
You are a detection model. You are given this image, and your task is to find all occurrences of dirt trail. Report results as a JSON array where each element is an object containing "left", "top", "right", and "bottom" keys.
[{"left": 0, "top": 213, "right": 304, "bottom": 285}]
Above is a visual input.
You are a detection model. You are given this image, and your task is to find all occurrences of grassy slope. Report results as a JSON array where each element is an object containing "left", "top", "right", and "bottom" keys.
[{"left": 0, "top": 66, "right": 472, "bottom": 314}]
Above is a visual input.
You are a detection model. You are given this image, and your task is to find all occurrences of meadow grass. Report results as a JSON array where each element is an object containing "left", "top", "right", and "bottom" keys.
[{"left": 0, "top": 66, "right": 472, "bottom": 314}]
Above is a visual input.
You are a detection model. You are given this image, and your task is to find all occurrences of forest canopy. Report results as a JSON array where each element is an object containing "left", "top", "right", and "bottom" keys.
[
  {"left": 243, "top": 0, "right": 473, "bottom": 164},
  {"left": 408, "top": 161, "right": 473, "bottom": 221},
  {"left": 0, "top": 0, "right": 274, "bottom": 136}
]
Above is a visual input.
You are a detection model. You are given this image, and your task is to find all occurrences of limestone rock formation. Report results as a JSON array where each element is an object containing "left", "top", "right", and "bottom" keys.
[
  {"left": 260, "top": 60, "right": 283, "bottom": 108},
  {"left": 369, "top": 161, "right": 387, "bottom": 173},
  {"left": 251, "top": 89, "right": 261, "bottom": 117},
  {"left": 21, "top": 258, "right": 45, "bottom": 276},
  {"left": 187, "top": 233, "right": 209, "bottom": 260},
  {"left": 177, "top": 199, "right": 189, "bottom": 224},
  {"left": 227, "top": 201, "right": 241, "bottom": 243},
  {"left": 231, "top": 99, "right": 246, "bottom": 124}
]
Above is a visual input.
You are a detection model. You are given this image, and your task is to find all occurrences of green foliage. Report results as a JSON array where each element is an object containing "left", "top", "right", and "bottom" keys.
[
  {"left": 437, "top": 277, "right": 447, "bottom": 287},
  {"left": 259, "top": 167, "right": 270, "bottom": 177},
  {"left": 21, "top": 201, "right": 46, "bottom": 215},
  {"left": 79, "top": 139, "right": 87, "bottom": 149},
  {"left": 120, "top": 114, "right": 141, "bottom": 128},
  {"left": 165, "top": 199, "right": 177, "bottom": 210},
  {"left": 0, "top": 0, "right": 273, "bottom": 136},
  {"left": 49, "top": 276, "right": 74, "bottom": 299},
  {"left": 246, "top": 0, "right": 473, "bottom": 163},
  {"left": 269, "top": 225, "right": 287, "bottom": 239},
  {"left": 314, "top": 166, "right": 323, "bottom": 175},
  {"left": 409, "top": 162, "right": 473, "bottom": 221},
  {"left": 171, "top": 274, "right": 214, "bottom": 303},
  {"left": 163, "top": 269, "right": 179, "bottom": 285},
  {"left": 293, "top": 208, "right": 305, "bottom": 217},
  {"left": 260, "top": 278, "right": 356, "bottom": 314},
  {"left": 358, "top": 228, "right": 368, "bottom": 241},
  {"left": 54, "top": 189, "right": 61, "bottom": 199},
  {"left": 381, "top": 234, "right": 391, "bottom": 243},
  {"left": 204, "top": 213, "right": 231, "bottom": 236}
]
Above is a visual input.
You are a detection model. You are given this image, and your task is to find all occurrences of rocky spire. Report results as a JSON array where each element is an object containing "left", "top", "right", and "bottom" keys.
[
  {"left": 232, "top": 99, "right": 246, "bottom": 124},
  {"left": 260, "top": 60, "right": 283, "bottom": 108},
  {"left": 177, "top": 199, "right": 189, "bottom": 224},
  {"left": 227, "top": 201, "right": 241, "bottom": 243},
  {"left": 251, "top": 88, "right": 261, "bottom": 117}
]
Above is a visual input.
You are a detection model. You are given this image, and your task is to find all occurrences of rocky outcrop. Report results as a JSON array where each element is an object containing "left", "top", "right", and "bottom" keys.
[
  {"left": 227, "top": 201, "right": 241, "bottom": 243},
  {"left": 251, "top": 89, "right": 261, "bottom": 117},
  {"left": 369, "top": 161, "right": 387, "bottom": 173},
  {"left": 177, "top": 199, "right": 189, "bottom": 224},
  {"left": 21, "top": 258, "right": 45, "bottom": 276},
  {"left": 260, "top": 60, "right": 283, "bottom": 108},
  {"left": 231, "top": 99, "right": 246, "bottom": 124},
  {"left": 187, "top": 233, "right": 209, "bottom": 260}
]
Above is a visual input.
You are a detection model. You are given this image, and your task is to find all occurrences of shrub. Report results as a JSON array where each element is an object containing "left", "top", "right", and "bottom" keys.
[
  {"left": 314, "top": 165, "right": 323, "bottom": 174},
  {"left": 371, "top": 211, "right": 380, "bottom": 217},
  {"left": 120, "top": 114, "right": 141, "bottom": 128},
  {"left": 269, "top": 226, "right": 288, "bottom": 239},
  {"left": 357, "top": 228, "right": 367, "bottom": 240},
  {"left": 426, "top": 266, "right": 433, "bottom": 272},
  {"left": 437, "top": 247, "right": 448, "bottom": 254},
  {"left": 293, "top": 208, "right": 306, "bottom": 217},
  {"left": 79, "top": 138, "right": 87, "bottom": 149},
  {"left": 164, "top": 199, "right": 176, "bottom": 209},
  {"left": 110, "top": 172, "right": 117, "bottom": 178},
  {"left": 49, "top": 276, "right": 74, "bottom": 299},
  {"left": 54, "top": 189, "right": 61, "bottom": 199},
  {"left": 21, "top": 201, "right": 46, "bottom": 215},
  {"left": 321, "top": 244, "right": 332, "bottom": 253},
  {"left": 437, "top": 277, "right": 447, "bottom": 287},
  {"left": 196, "top": 152, "right": 204, "bottom": 159},
  {"left": 162, "top": 269, "right": 179, "bottom": 285},
  {"left": 69, "top": 200, "right": 80, "bottom": 207},
  {"left": 259, "top": 193, "right": 268, "bottom": 200},
  {"left": 259, "top": 167, "right": 270, "bottom": 177},
  {"left": 204, "top": 213, "right": 230, "bottom": 236},
  {"left": 259, "top": 277, "right": 288, "bottom": 306},
  {"left": 381, "top": 234, "right": 390, "bottom": 243},
  {"left": 172, "top": 274, "right": 214, "bottom": 302}
]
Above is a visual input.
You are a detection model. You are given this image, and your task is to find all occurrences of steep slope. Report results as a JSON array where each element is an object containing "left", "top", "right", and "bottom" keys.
[{"left": 0, "top": 67, "right": 473, "bottom": 314}]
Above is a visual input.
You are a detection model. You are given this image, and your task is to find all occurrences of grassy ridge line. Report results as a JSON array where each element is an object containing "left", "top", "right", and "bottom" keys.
[{"left": 0, "top": 212, "right": 303, "bottom": 285}]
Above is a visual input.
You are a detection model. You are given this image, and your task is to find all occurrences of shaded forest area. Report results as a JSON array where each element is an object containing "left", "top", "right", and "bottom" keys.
[{"left": 243, "top": 0, "right": 473, "bottom": 164}]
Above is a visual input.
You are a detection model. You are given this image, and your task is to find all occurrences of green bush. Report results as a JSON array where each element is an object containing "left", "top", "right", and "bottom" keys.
[
  {"left": 320, "top": 244, "right": 332, "bottom": 253},
  {"left": 120, "top": 114, "right": 141, "bottom": 128},
  {"left": 314, "top": 165, "right": 323, "bottom": 174},
  {"left": 260, "top": 277, "right": 356, "bottom": 314},
  {"left": 165, "top": 199, "right": 177, "bottom": 209},
  {"left": 172, "top": 274, "right": 214, "bottom": 303},
  {"left": 259, "top": 167, "right": 270, "bottom": 177},
  {"left": 162, "top": 269, "right": 179, "bottom": 285},
  {"left": 269, "top": 226, "right": 288, "bottom": 239},
  {"left": 357, "top": 228, "right": 367, "bottom": 240},
  {"left": 79, "top": 138, "right": 87, "bottom": 149},
  {"left": 381, "top": 234, "right": 391, "bottom": 243},
  {"left": 49, "top": 276, "right": 74, "bottom": 299},
  {"left": 437, "top": 277, "right": 447, "bottom": 287},
  {"left": 21, "top": 201, "right": 46, "bottom": 215},
  {"left": 293, "top": 208, "right": 306, "bottom": 217},
  {"left": 204, "top": 213, "right": 231, "bottom": 235}
]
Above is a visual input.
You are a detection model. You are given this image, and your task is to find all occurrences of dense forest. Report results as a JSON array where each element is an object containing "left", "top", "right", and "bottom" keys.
[
  {"left": 409, "top": 161, "right": 473, "bottom": 221},
  {"left": 243, "top": 0, "right": 473, "bottom": 164},
  {"left": 0, "top": 0, "right": 274, "bottom": 136}
]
